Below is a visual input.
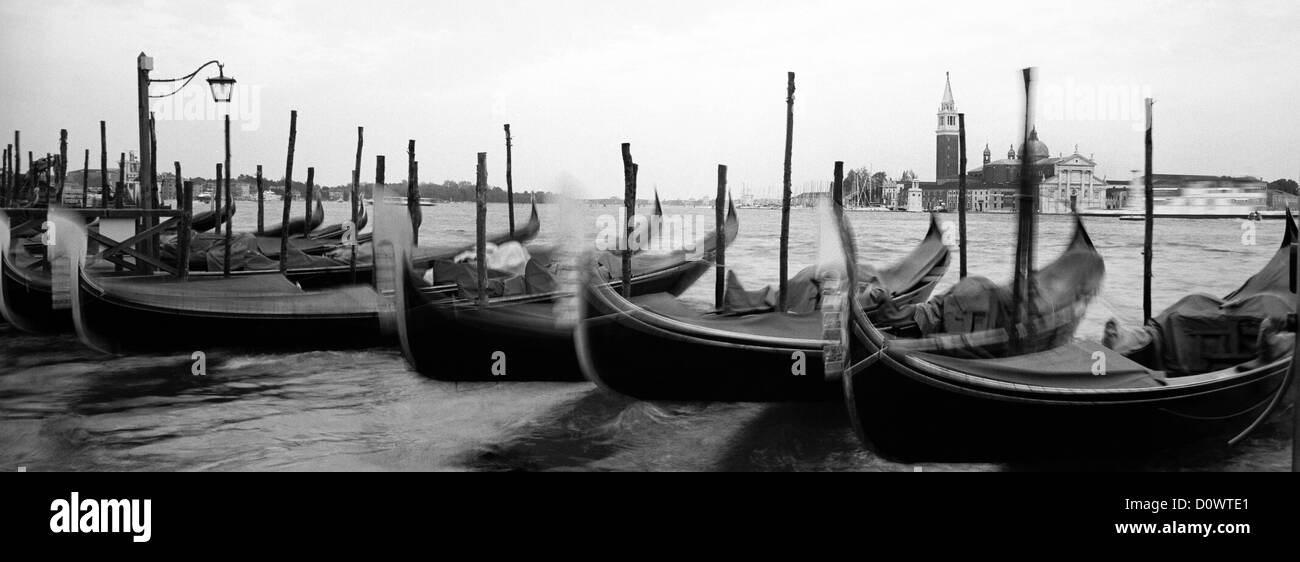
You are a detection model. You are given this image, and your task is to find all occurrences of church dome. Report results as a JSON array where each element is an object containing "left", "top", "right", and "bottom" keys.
[{"left": 1017, "top": 127, "right": 1050, "bottom": 160}]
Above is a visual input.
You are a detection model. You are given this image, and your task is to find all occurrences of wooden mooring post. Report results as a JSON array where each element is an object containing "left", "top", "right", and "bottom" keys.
[
  {"left": 279, "top": 110, "right": 297, "bottom": 275},
  {"left": 223, "top": 158, "right": 233, "bottom": 277},
  {"left": 407, "top": 140, "right": 420, "bottom": 244},
  {"left": 116, "top": 152, "right": 125, "bottom": 209},
  {"left": 12, "top": 131, "right": 18, "bottom": 202},
  {"left": 56, "top": 130, "right": 67, "bottom": 202},
  {"left": 1143, "top": 98, "right": 1154, "bottom": 325},
  {"left": 213, "top": 161, "right": 223, "bottom": 236},
  {"left": 779, "top": 71, "right": 795, "bottom": 311},
  {"left": 350, "top": 126, "right": 363, "bottom": 283},
  {"left": 505, "top": 124, "right": 515, "bottom": 236},
  {"left": 958, "top": 113, "right": 968, "bottom": 278},
  {"left": 80, "top": 149, "right": 89, "bottom": 207},
  {"left": 256, "top": 165, "right": 264, "bottom": 233},
  {"left": 833, "top": 161, "right": 844, "bottom": 206},
  {"left": 475, "top": 152, "right": 489, "bottom": 308},
  {"left": 179, "top": 177, "right": 192, "bottom": 280},
  {"left": 304, "top": 166, "right": 314, "bottom": 230},
  {"left": 100, "top": 121, "right": 109, "bottom": 208},
  {"left": 2, "top": 145, "right": 8, "bottom": 206},
  {"left": 715, "top": 164, "right": 727, "bottom": 309},
  {"left": 620, "top": 143, "right": 635, "bottom": 298}
]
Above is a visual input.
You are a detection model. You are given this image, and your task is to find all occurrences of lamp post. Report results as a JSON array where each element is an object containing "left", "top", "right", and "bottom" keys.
[{"left": 136, "top": 52, "right": 235, "bottom": 271}]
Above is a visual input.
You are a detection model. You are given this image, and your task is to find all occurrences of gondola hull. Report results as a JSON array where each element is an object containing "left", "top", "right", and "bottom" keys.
[
  {"left": 577, "top": 282, "right": 833, "bottom": 401},
  {"left": 843, "top": 343, "right": 1290, "bottom": 462},
  {"left": 71, "top": 267, "right": 385, "bottom": 354},
  {"left": 0, "top": 211, "right": 70, "bottom": 332},
  {"left": 398, "top": 259, "right": 712, "bottom": 382},
  {"left": 0, "top": 249, "right": 69, "bottom": 333}
]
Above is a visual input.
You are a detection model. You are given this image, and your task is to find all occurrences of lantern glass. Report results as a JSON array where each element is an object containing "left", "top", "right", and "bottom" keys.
[{"left": 207, "top": 76, "right": 235, "bottom": 103}]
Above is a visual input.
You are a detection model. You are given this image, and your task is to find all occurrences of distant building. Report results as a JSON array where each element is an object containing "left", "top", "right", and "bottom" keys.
[
  {"left": 965, "top": 128, "right": 1107, "bottom": 213},
  {"left": 923, "top": 75, "right": 1108, "bottom": 213},
  {"left": 1267, "top": 189, "right": 1298, "bottom": 210},
  {"left": 1119, "top": 174, "right": 1267, "bottom": 217},
  {"left": 935, "top": 72, "right": 960, "bottom": 182},
  {"left": 906, "top": 181, "right": 924, "bottom": 212}
]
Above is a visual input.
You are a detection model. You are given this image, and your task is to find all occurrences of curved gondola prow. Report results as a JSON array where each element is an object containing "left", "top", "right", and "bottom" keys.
[
  {"left": 1283, "top": 206, "right": 1296, "bottom": 247},
  {"left": 0, "top": 209, "right": 19, "bottom": 328},
  {"left": 818, "top": 196, "right": 854, "bottom": 382},
  {"left": 573, "top": 253, "right": 614, "bottom": 392},
  {"left": 308, "top": 201, "right": 369, "bottom": 241},
  {"left": 373, "top": 186, "right": 413, "bottom": 344},
  {"left": 47, "top": 207, "right": 107, "bottom": 353},
  {"left": 189, "top": 200, "right": 236, "bottom": 233},
  {"left": 1068, "top": 212, "right": 1096, "bottom": 253},
  {"left": 830, "top": 197, "right": 887, "bottom": 451}
]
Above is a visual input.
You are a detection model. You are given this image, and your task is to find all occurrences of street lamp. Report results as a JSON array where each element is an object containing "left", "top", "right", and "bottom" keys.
[
  {"left": 205, "top": 64, "right": 237, "bottom": 103},
  {"left": 135, "top": 52, "right": 235, "bottom": 271}
]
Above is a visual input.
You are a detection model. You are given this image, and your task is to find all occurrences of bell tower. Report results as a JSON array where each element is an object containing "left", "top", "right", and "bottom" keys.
[{"left": 935, "top": 72, "right": 960, "bottom": 181}]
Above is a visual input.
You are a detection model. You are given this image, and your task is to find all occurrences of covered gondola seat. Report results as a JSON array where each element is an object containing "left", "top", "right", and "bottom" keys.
[{"left": 1108, "top": 215, "right": 1297, "bottom": 375}]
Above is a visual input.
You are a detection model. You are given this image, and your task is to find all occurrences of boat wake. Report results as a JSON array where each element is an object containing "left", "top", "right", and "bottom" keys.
[{"left": 461, "top": 390, "right": 724, "bottom": 471}]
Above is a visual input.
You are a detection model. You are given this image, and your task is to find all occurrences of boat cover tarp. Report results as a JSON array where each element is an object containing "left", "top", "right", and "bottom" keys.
[
  {"left": 856, "top": 215, "right": 951, "bottom": 307},
  {"left": 632, "top": 291, "right": 823, "bottom": 339},
  {"left": 911, "top": 341, "right": 1165, "bottom": 390},
  {"left": 425, "top": 257, "right": 559, "bottom": 299},
  {"left": 892, "top": 237, "right": 1104, "bottom": 337},
  {"left": 720, "top": 267, "right": 825, "bottom": 314},
  {"left": 1146, "top": 239, "right": 1294, "bottom": 375},
  {"left": 720, "top": 214, "right": 950, "bottom": 317},
  {"left": 880, "top": 221, "right": 1105, "bottom": 358}
]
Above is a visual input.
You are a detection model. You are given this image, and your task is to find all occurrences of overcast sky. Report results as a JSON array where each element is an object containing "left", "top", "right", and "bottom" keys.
[{"left": 2, "top": 0, "right": 1296, "bottom": 198}]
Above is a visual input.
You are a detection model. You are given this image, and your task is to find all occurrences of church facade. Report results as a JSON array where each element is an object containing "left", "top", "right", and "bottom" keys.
[{"left": 926, "top": 74, "right": 1109, "bottom": 213}]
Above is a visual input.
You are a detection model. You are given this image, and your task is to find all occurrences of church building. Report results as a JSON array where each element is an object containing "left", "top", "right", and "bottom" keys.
[{"left": 926, "top": 74, "right": 1109, "bottom": 213}]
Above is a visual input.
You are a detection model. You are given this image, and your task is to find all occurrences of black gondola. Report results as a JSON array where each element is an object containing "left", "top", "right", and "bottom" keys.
[
  {"left": 1, "top": 218, "right": 70, "bottom": 333},
  {"left": 575, "top": 203, "right": 947, "bottom": 402},
  {"left": 257, "top": 197, "right": 324, "bottom": 238},
  {"left": 187, "top": 201, "right": 237, "bottom": 233},
  {"left": 384, "top": 200, "right": 739, "bottom": 382},
  {"left": 50, "top": 208, "right": 380, "bottom": 353},
  {"left": 840, "top": 211, "right": 1296, "bottom": 462}
]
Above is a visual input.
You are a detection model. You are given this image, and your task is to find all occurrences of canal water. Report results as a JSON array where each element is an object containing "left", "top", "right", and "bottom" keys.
[{"left": 1, "top": 201, "right": 1293, "bottom": 471}]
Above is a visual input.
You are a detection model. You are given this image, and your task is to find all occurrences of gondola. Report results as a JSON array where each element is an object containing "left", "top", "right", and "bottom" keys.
[
  {"left": 574, "top": 201, "right": 946, "bottom": 402},
  {"left": 384, "top": 199, "right": 740, "bottom": 382},
  {"left": 305, "top": 201, "right": 369, "bottom": 241},
  {"left": 0, "top": 211, "right": 72, "bottom": 333},
  {"left": 187, "top": 201, "right": 237, "bottom": 233},
  {"left": 257, "top": 197, "right": 325, "bottom": 238},
  {"left": 840, "top": 211, "right": 1296, "bottom": 462},
  {"left": 253, "top": 200, "right": 372, "bottom": 258},
  {"left": 50, "top": 208, "right": 383, "bottom": 353}
]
